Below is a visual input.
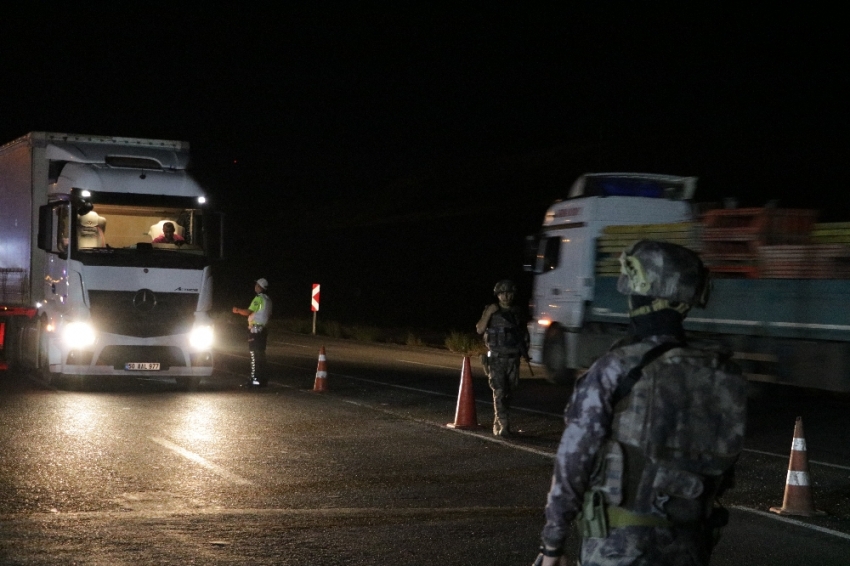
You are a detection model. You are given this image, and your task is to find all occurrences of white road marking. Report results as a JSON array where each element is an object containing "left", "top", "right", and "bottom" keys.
[
  {"left": 19, "top": 503, "right": 850, "bottom": 542},
  {"left": 16, "top": 505, "right": 539, "bottom": 521},
  {"left": 217, "top": 351, "right": 850, "bottom": 469},
  {"left": 337, "top": 398, "right": 850, "bottom": 541},
  {"left": 339, "top": 399, "right": 555, "bottom": 458},
  {"left": 149, "top": 437, "right": 253, "bottom": 486},
  {"left": 743, "top": 448, "right": 850, "bottom": 471},
  {"left": 216, "top": 348, "right": 850, "bottom": 541},
  {"left": 397, "top": 359, "right": 461, "bottom": 370},
  {"left": 730, "top": 506, "right": 850, "bottom": 541},
  {"left": 340, "top": 374, "right": 458, "bottom": 398}
]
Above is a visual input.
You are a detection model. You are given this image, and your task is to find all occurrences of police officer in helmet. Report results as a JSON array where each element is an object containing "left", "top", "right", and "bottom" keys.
[
  {"left": 534, "top": 241, "right": 747, "bottom": 566},
  {"left": 232, "top": 278, "right": 273, "bottom": 387},
  {"left": 476, "top": 279, "right": 529, "bottom": 437}
]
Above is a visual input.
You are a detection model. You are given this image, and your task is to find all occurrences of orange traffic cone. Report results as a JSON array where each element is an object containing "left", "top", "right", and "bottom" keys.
[
  {"left": 446, "top": 356, "right": 482, "bottom": 429},
  {"left": 770, "top": 416, "right": 826, "bottom": 516},
  {"left": 313, "top": 346, "right": 328, "bottom": 392}
]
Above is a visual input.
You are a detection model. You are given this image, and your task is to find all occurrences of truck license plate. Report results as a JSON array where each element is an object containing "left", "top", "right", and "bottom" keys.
[{"left": 125, "top": 362, "right": 161, "bottom": 371}]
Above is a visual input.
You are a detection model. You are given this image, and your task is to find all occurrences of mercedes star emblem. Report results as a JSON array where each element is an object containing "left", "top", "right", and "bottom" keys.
[{"left": 133, "top": 288, "right": 157, "bottom": 312}]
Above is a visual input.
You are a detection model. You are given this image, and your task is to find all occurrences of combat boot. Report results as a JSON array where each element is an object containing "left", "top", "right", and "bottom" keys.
[{"left": 494, "top": 417, "right": 510, "bottom": 437}]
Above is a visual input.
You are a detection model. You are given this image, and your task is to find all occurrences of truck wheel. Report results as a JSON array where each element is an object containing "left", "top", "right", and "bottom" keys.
[{"left": 543, "top": 326, "right": 577, "bottom": 386}]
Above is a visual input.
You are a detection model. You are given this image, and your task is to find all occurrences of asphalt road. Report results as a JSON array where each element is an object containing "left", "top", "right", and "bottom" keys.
[{"left": 1, "top": 326, "right": 849, "bottom": 565}]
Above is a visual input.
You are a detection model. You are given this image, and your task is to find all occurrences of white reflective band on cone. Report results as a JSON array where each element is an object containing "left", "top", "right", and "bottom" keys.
[
  {"left": 787, "top": 470, "right": 810, "bottom": 486},
  {"left": 316, "top": 371, "right": 327, "bottom": 378},
  {"left": 792, "top": 438, "right": 807, "bottom": 451}
]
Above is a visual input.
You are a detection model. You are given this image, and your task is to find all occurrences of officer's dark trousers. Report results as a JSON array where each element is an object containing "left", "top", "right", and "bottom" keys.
[{"left": 248, "top": 327, "right": 268, "bottom": 385}]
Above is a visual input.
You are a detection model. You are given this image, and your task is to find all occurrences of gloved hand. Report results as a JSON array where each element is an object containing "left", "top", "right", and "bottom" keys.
[{"left": 476, "top": 303, "right": 500, "bottom": 334}]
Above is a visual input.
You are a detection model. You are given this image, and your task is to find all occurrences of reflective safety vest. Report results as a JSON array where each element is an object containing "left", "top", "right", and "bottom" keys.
[
  {"left": 589, "top": 341, "right": 747, "bottom": 526},
  {"left": 248, "top": 293, "right": 273, "bottom": 327}
]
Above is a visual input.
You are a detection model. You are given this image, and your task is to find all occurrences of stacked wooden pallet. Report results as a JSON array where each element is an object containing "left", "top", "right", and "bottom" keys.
[
  {"left": 758, "top": 244, "right": 850, "bottom": 279},
  {"left": 753, "top": 222, "right": 850, "bottom": 279},
  {"left": 810, "top": 222, "right": 850, "bottom": 245},
  {"left": 596, "top": 222, "right": 701, "bottom": 276},
  {"left": 701, "top": 208, "right": 817, "bottom": 278},
  {"left": 594, "top": 215, "right": 850, "bottom": 280}
]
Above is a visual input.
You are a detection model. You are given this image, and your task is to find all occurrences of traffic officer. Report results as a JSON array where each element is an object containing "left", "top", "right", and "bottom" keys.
[
  {"left": 535, "top": 241, "right": 747, "bottom": 566},
  {"left": 232, "top": 278, "right": 273, "bottom": 387},
  {"left": 476, "top": 279, "right": 529, "bottom": 437}
]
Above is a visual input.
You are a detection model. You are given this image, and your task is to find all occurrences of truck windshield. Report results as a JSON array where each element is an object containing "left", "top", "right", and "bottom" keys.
[
  {"left": 569, "top": 175, "right": 694, "bottom": 200},
  {"left": 71, "top": 199, "right": 217, "bottom": 268}
]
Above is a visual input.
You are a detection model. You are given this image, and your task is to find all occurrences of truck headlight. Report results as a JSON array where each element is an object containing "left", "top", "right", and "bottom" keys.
[
  {"left": 62, "top": 322, "right": 96, "bottom": 349},
  {"left": 189, "top": 325, "right": 214, "bottom": 350}
]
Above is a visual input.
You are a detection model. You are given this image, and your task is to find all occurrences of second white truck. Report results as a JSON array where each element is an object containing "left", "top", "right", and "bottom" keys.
[{"left": 525, "top": 172, "right": 850, "bottom": 392}]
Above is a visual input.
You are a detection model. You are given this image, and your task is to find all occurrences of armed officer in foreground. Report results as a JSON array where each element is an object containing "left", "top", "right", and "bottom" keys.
[{"left": 535, "top": 241, "right": 747, "bottom": 565}]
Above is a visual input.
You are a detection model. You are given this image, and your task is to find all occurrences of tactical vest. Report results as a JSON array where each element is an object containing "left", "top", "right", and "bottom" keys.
[
  {"left": 485, "top": 308, "right": 522, "bottom": 355},
  {"left": 590, "top": 341, "right": 747, "bottom": 524}
]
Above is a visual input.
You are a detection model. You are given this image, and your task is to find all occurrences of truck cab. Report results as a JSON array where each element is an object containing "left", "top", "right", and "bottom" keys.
[
  {"left": 20, "top": 133, "right": 222, "bottom": 388},
  {"left": 524, "top": 173, "right": 696, "bottom": 383}
]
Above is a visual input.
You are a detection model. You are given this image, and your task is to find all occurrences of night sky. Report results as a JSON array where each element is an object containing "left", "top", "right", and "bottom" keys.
[{"left": 2, "top": 5, "right": 848, "bottom": 330}]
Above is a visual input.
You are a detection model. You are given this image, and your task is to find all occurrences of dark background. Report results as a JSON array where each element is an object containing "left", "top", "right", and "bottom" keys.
[{"left": 2, "top": 4, "right": 847, "bottom": 331}]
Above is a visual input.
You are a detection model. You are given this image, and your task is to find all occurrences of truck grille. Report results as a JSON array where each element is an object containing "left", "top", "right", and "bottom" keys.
[
  {"left": 96, "top": 345, "right": 186, "bottom": 369},
  {"left": 88, "top": 290, "right": 199, "bottom": 337}
]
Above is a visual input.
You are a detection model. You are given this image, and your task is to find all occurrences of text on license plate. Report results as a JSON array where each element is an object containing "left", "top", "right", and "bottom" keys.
[{"left": 125, "top": 362, "right": 161, "bottom": 371}]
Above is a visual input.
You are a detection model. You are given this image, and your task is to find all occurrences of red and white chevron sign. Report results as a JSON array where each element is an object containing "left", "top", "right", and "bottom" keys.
[{"left": 311, "top": 284, "right": 320, "bottom": 312}]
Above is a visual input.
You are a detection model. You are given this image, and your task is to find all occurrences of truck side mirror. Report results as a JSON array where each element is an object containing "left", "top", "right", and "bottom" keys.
[
  {"left": 523, "top": 235, "right": 539, "bottom": 272},
  {"left": 37, "top": 205, "right": 53, "bottom": 251},
  {"left": 38, "top": 202, "right": 70, "bottom": 258}
]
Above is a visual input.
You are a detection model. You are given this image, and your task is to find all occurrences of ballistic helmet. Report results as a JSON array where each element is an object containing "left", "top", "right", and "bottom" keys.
[
  {"left": 617, "top": 240, "right": 709, "bottom": 308},
  {"left": 493, "top": 279, "right": 517, "bottom": 295}
]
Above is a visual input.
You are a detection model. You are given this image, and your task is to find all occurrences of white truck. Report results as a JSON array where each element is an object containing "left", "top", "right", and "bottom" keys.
[
  {"left": 524, "top": 172, "right": 850, "bottom": 392},
  {"left": 0, "top": 132, "right": 223, "bottom": 388}
]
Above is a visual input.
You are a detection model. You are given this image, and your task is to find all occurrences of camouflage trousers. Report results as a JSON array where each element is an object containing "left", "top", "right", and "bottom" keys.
[
  {"left": 580, "top": 525, "right": 713, "bottom": 566},
  {"left": 487, "top": 353, "right": 520, "bottom": 433}
]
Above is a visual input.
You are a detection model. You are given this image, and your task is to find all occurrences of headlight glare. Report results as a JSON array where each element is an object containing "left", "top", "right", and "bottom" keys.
[
  {"left": 62, "top": 322, "right": 96, "bottom": 348},
  {"left": 189, "top": 325, "right": 214, "bottom": 350}
]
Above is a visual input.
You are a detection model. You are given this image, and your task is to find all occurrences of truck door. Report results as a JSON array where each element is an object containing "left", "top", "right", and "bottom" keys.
[
  {"left": 529, "top": 228, "right": 591, "bottom": 383},
  {"left": 38, "top": 201, "right": 72, "bottom": 313},
  {"left": 535, "top": 228, "right": 588, "bottom": 329}
]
